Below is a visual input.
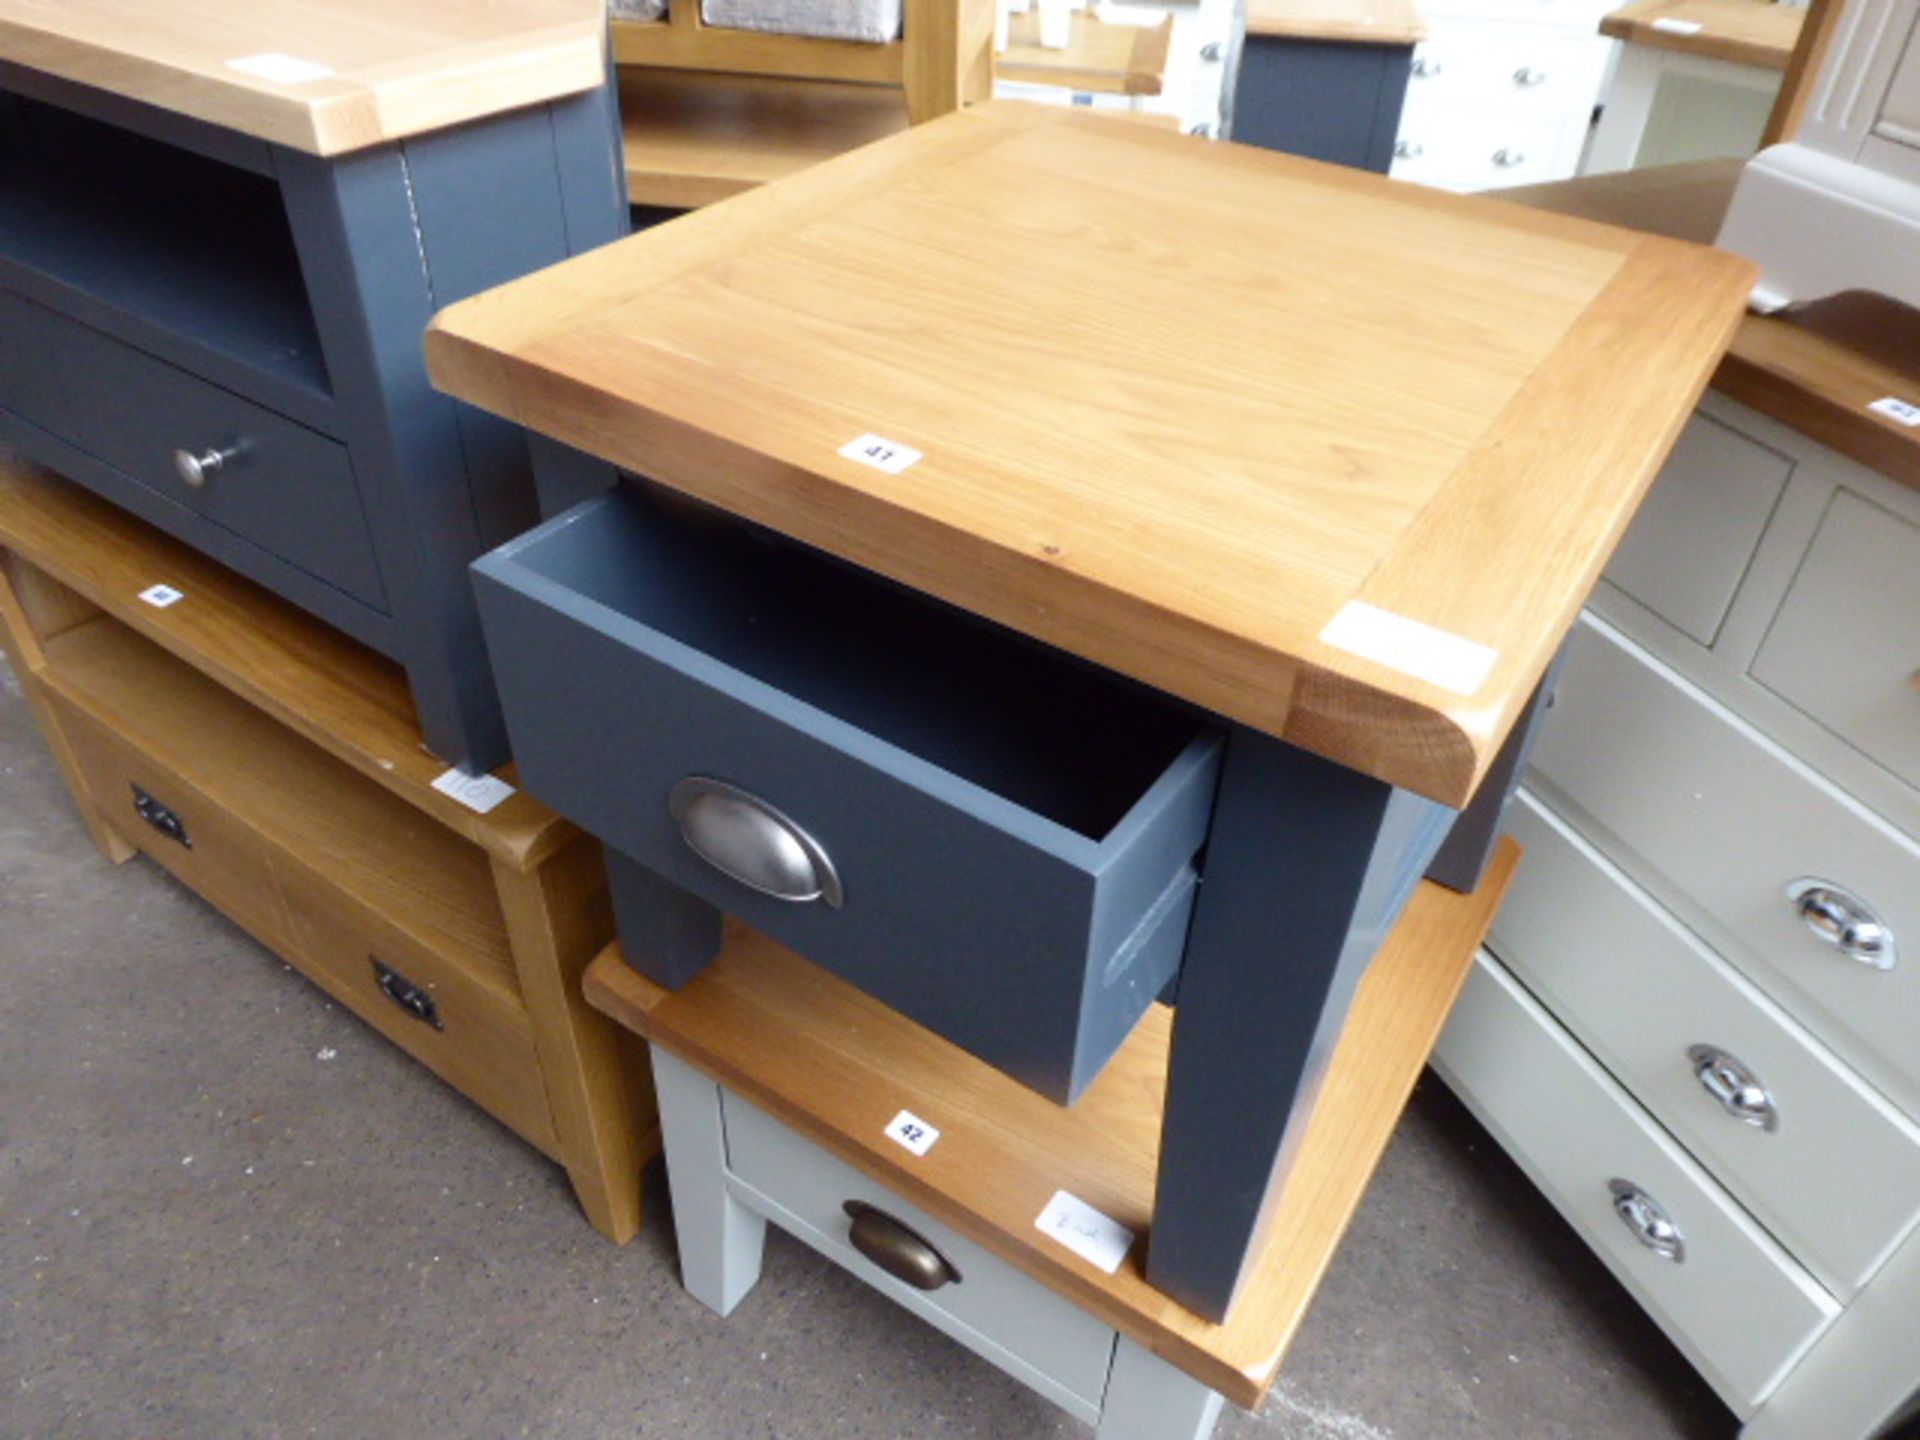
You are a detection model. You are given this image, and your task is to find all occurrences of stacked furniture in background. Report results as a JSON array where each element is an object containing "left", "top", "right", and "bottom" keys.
[
  {"left": 610, "top": 0, "right": 996, "bottom": 206},
  {"left": 1449, "top": 160, "right": 1920, "bottom": 1439},
  {"left": 0, "top": 1, "right": 629, "bottom": 773},
  {"left": 1388, "top": 0, "right": 1622, "bottom": 189},
  {"left": 0, "top": 4, "right": 656, "bottom": 1240}
]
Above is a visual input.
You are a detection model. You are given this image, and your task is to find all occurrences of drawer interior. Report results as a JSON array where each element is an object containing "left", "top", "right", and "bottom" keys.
[
  {"left": 519, "top": 485, "right": 1211, "bottom": 840},
  {"left": 0, "top": 93, "right": 329, "bottom": 397}
]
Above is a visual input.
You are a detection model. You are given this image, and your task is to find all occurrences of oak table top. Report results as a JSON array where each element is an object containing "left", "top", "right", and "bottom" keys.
[
  {"left": 1498, "top": 159, "right": 1920, "bottom": 493},
  {"left": 427, "top": 102, "right": 1754, "bottom": 807},
  {"left": 1599, "top": 0, "right": 1803, "bottom": 71},
  {"left": 1246, "top": 0, "right": 1427, "bottom": 45},
  {"left": 0, "top": 0, "right": 609, "bottom": 155}
]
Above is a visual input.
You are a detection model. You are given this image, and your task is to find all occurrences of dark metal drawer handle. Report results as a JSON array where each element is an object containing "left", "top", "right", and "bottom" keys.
[
  {"left": 372, "top": 959, "right": 444, "bottom": 1030},
  {"left": 172, "top": 441, "right": 245, "bottom": 489},
  {"left": 1687, "top": 1044, "right": 1778, "bottom": 1132},
  {"left": 130, "top": 783, "right": 191, "bottom": 848},
  {"left": 843, "top": 1201, "right": 962, "bottom": 1291},
  {"left": 1787, "top": 879, "right": 1896, "bottom": 970},
  {"left": 668, "top": 777, "right": 843, "bottom": 908},
  {"left": 1609, "top": 1179, "right": 1685, "bottom": 1263}
]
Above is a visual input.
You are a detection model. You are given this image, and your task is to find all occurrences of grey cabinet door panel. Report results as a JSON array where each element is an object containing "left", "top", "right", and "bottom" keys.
[{"left": 474, "top": 486, "right": 1223, "bottom": 1102}]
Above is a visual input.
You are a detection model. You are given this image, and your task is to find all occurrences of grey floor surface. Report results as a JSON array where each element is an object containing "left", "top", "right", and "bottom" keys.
[{"left": 0, "top": 653, "right": 1739, "bottom": 1440}]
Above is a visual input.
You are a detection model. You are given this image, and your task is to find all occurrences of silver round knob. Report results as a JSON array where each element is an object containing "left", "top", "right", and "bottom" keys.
[
  {"left": 1492, "top": 147, "right": 1526, "bottom": 167},
  {"left": 1786, "top": 879, "right": 1897, "bottom": 970},
  {"left": 1513, "top": 65, "right": 1547, "bottom": 86},
  {"left": 172, "top": 444, "right": 240, "bottom": 489},
  {"left": 1610, "top": 1180, "right": 1685, "bottom": 1263}
]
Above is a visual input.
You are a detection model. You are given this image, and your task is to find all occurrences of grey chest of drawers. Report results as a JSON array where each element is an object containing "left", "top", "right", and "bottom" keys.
[
  {"left": 1435, "top": 390, "right": 1920, "bottom": 1438},
  {"left": 0, "top": 6, "right": 627, "bottom": 771}
]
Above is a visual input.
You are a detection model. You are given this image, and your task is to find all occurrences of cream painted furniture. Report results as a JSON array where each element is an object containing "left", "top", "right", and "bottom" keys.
[
  {"left": 1583, "top": 0, "right": 1801, "bottom": 174},
  {"left": 1444, "top": 163, "right": 1920, "bottom": 1438},
  {"left": 1389, "top": 0, "right": 1623, "bottom": 190},
  {"left": 582, "top": 845, "right": 1513, "bottom": 1437}
]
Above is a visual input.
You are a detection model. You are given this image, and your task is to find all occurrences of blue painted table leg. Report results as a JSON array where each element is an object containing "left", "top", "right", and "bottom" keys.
[
  {"left": 1146, "top": 729, "right": 1452, "bottom": 1321},
  {"left": 606, "top": 847, "right": 724, "bottom": 989},
  {"left": 1426, "top": 649, "right": 1565, "bottom": 893}
]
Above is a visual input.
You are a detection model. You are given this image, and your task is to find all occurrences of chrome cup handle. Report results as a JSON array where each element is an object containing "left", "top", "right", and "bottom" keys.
[{"left": 669, "top": 777, "right": 843, "bottom": 908}]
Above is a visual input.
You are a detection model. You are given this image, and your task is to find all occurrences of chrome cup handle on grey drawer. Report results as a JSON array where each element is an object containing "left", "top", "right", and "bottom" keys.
[
  {"left": 1609, "top": 1180, "right": 1685, "bottom": 1263},
  {"left": 1687, "top": 1044, "right": 1778, "bottom": 1132},
  {"left": 668, "top": 777, "right": 843, "bottom": 908},
  {"left": 843, "top": 1201, "right": 961, "bottom": 1291},
  {"left": 1786, "top": 879, "right": 1896, "bottom": 970}
]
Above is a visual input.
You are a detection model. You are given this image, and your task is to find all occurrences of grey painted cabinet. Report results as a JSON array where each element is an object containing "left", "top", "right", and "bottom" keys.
[{"left": 0, "top": 64, "right": 627, "bottom": 771}]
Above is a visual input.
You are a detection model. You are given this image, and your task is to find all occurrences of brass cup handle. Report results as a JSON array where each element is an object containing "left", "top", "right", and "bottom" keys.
[
  {"left": 1687, "top": 1044, "right": 1778, "bottom": 1132},
  {"left": 668, "top": 777, "right": 843, "bottom": 907},
  {"left": 172, "top": 441, "right": 245, "bottom": 489},
  {"left": 1609, "top": 1180, "right": 1685, "bottom": 1263},
  {"left": 1786, "top": 879, "right": 1896, "bottom": 970},
  {"left": 843, "top": 1201, "right": 962, "bottom": 1291}
]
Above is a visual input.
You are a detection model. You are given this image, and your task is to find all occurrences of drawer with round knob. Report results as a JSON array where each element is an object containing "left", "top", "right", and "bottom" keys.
[
  {"left": 1529, "top": 615, "right": 1920, "bottom": 1122},
  {"left": 1389, "top": 101, "right": 1562, "bottom": 190},
  {"left": 1403, "top": 25, "right": 1597, "bottom": 109},
  {"left": 1434, "top": 951, "right": 1840, "bottom": 1417},
  {"left": 719, "top": 1085, "right": 1117, "bottom": 1417},
  {"left": 48, "top": 316, "right": 386, "bottom": 610},
  {"left": 473, "top": 484, "right": 1223, "bottom": 1106},
  {"left": 1489, "top": 789, "right": 1920, "bottom": 1299}
]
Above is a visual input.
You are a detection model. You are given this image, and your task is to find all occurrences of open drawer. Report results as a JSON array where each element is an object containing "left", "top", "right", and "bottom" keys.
[{"left": 473, "top": 485, "right": 1223, "bottom": 1104}]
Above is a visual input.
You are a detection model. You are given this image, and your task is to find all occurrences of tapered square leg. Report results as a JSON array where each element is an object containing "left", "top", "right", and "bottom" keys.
[
  {"left": 607, "top": 847, "right": 724, "bottom": 989},
  {"left": 651, "top": 1046, "right": 768, "bottom": 1316}
]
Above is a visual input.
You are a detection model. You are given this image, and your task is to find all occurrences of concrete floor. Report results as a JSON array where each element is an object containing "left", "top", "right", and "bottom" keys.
[{"left": 0, "top": 653, "right": 1740, "bottom": 1440}]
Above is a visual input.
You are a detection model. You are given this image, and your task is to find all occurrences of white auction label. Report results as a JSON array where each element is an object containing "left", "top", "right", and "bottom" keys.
[
  {"left": 838, "top": 434, "right": 923, "bottom": 475},
  {"left": 1035, "top": 1189, "right": 1135, "bottom": 1274},
  {"left": 1319, "top": 600, "right": 1498, "bottom": 696},
  {"left": 883, "top": 1110, "right": 941, "bottom": 1156},
  {"left": 138, "top": 584, "right": 185, "bottom": 609},
  {"left": 1651, "top": 17, "right": 1703, "bottom": 32},
  {"left": 432, "top": 768, "right": 517, "bottom": 815},
  {"left": 1869, "top": 396, "right": 1920, "bottom": 428},
  {"left": 227, "top": 53, "right": 338, "bottom": 84}
]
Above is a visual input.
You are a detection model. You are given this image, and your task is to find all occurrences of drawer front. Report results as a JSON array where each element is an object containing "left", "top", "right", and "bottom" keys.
[
  {"left": 0, "top": 290, "right": 76, "bottom": 437},
  {"left": 1602, "top": 413, "right": 1794, "bottom": 646},
  {"left": 722, "top": 1090, "right": 1116, "bottom": 1414},
  {"left": 52, "top": 689, "right": 293, "bottom": 953},
  {"left": 1751, "top": 488, "right": 1920, "bottom": 796},
  {"left": 51, "top": 322, "right": 386, "bottom": 610},
  {"left": 1435, "top": 954, "right": 1838, "bottom": 1415},
  {"left": 1531, "top": 616, "right": 1920, "bottom": 1118},
  {"left": 475, "top": 489, "right": 1220, "bottom": 1103},
  {"left": 1405, "top": 24, "right": 1599, "bottom": 110},
  {"left": 1391, "top": 101, "right": 1564, "bottom": 188},
  {"left": 275, "top": 862, "right": 559, "bottom": 1158},
  {"left": 1492, "top": 790, "right": 1920, "bottom": 1297}
]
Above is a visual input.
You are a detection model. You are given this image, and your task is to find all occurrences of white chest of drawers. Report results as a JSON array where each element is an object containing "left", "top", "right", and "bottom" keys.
[
  {"left": 1391, "top": 0, "right": 1621, "bottom": 189},
  {"left": 1435, "top": 389, "right": 1920, "bottom": 1437}
]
